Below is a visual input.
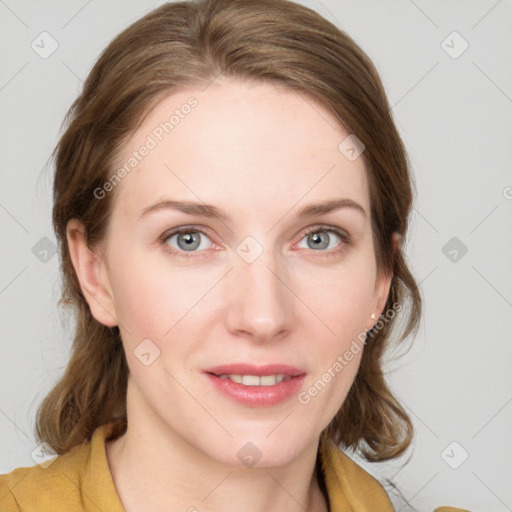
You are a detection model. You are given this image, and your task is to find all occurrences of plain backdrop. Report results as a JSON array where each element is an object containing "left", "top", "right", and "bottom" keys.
[{"left": 1, "top": 1, "right": 511, "bottom": 510}]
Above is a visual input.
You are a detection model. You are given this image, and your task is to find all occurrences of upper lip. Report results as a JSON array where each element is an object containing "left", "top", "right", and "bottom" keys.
[{"left": 203, "top": 363, "right": 306, "bottom": 377}]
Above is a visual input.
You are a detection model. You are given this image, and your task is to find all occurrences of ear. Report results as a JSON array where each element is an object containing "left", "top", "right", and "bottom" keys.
[
  {"left": 370, "top": 232, "right": 401, "bottom": 327},
  {"left": 66, "top": 219, "right": 118, "bottom": 327}
]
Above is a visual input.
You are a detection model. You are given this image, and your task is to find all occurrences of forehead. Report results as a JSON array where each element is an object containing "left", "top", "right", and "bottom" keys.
[{"left": 111, "top": 77, "right": 369, "bottom": 221}]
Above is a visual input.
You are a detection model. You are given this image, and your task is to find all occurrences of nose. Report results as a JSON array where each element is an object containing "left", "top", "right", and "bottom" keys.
[{"left": 224, "top": 243, "right": 295, "bottom": 344}]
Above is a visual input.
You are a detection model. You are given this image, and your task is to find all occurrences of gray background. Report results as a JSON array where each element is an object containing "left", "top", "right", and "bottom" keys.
[{"left": 1, "top": 0, "right": 511, "bottom": 510}]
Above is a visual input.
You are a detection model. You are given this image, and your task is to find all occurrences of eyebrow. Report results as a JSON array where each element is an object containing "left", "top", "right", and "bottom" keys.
[{"left": 139, "top": 197, "right": 367, "bottom": 221}]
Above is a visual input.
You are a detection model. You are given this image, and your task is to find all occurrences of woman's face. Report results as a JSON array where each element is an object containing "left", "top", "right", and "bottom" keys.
[{"left": 80, "top": 77, "right": 392, "bottom": 467}]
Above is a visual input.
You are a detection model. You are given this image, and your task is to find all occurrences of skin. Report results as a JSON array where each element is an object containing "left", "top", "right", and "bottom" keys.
[{"left": 67, "top": 77, "right": 393, "bottom": 512}]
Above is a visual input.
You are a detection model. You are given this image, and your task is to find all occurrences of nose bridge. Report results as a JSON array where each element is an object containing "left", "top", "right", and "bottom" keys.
[{"left": 225, "top": 236, "right": 293, "bottom": 340}]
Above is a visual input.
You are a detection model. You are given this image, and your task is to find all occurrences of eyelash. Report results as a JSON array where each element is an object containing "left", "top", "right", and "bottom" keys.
[{"left": 158, "top": 224, "right": 352, "bottom": 259}]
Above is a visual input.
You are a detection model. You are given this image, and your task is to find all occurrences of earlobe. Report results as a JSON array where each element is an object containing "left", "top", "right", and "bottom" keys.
[{"left": 66, "top": 219, "right": 118, "bottom": 328}]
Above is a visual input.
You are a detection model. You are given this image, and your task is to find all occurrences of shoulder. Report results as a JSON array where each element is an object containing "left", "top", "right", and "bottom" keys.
[
  {"left": 0, "top": 422, "right": 123, "bottom": 512},
  {"left": 318, "top": 437, "right": 475, "bottom": 512},
  {"left": 0, "top": 440, "right": 91, "bottom": 512}
]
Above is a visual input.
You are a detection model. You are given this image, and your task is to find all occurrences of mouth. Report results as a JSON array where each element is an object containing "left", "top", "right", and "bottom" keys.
[{"left": 202, "top": 363, "right": 306, "bottom": 406}]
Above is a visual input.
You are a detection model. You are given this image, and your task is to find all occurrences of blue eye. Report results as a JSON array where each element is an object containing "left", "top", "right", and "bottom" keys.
[
  {"left": 298, "top": 228, "right": 346, "bottom": 252},
  {"left": 159, "top": 224, "right": 351, "bottom": 259},
  {"left": 296, "top": 225, "right": 352, "bottom": 258},
  {"left": 163, "top": 227, "right": 214, "bottom": 256}
]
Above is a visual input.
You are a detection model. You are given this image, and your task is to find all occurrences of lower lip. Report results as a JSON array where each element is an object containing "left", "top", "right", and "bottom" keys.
[{"left": 204, "top": 373, "right": 306, "bottom": 407}]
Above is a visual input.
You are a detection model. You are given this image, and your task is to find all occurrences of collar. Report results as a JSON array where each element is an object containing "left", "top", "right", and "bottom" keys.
[{"left": 318, "top": 433, "right": 394, "bottom": 511}]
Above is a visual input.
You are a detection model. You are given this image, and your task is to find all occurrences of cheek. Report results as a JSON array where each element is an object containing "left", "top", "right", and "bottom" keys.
[
  {"left": 107, "top": 253, "right": 173, "bottom": 339},
  {"left": 293, "top": 260, "right": 376, "bottom": 335},
  {"left": 108, "top": 250, "right": 217, "bottom": 344},
  {"left": 291, "top": 260, "right": 374, "bottom": 407}
]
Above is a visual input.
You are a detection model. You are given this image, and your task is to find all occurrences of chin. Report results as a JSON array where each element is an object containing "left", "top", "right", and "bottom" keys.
[{"left": 198, "top": 427, "right": 314, "bottom": 470}]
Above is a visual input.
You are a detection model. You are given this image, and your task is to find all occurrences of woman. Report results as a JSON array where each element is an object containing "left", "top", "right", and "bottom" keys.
[{"left": 0, "top": 0, "right": 469, "bottom": 510}]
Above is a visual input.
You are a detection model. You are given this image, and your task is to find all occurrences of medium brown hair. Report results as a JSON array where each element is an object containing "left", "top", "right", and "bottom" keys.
[{"left": 37, "top": 0, "right": 422, "bottom": 462}]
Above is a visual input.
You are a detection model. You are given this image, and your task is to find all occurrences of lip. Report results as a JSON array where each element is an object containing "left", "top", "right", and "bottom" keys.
[
  {"left": 203, "top": 364, "right": 307, "bottom": 407},
  {"left": 203, "top": 363, "right": 306, "bottom": 377}
]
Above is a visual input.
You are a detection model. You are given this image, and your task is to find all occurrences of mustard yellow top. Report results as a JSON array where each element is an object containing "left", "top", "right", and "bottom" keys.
[{"left": 0, "top": 422, "right": 471, "bottom": 511}]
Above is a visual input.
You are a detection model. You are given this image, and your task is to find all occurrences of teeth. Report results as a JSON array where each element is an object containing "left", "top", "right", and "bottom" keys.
[
  {"left": 217, "top": 374, "right": 289, "bottom": 386},
  {"left": 242, "top": 375, "right": 260, "bottom": 386},
  {"left": 260, "top": 375, "right": 279, "bottom": 386}
]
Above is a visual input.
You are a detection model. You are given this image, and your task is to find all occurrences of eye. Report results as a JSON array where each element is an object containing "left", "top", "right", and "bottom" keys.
[
  {"left": 296, "top": 225, "right": 351, "bottom": 257},
  {"left": 159, "top": 224, "right": 351, "bottom": 259},
  {"left": 160, "top": 226, "right": 215, "bottom": 258}
]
